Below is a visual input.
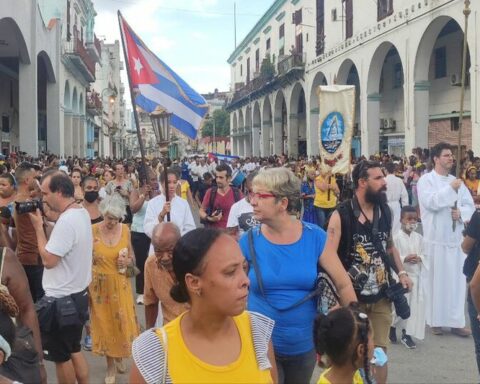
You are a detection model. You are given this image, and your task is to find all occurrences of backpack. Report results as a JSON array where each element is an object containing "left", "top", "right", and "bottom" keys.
[
  {"left": 336, "top": 198, "right": 392, "bottom": 271},
  {"left": 201, "top": 186, "right": 241, "bottom": 225}
]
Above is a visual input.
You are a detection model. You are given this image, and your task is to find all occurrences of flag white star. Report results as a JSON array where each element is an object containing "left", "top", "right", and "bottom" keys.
[{"left": 133, "top": 57, "right": 143, "bottom": 76}]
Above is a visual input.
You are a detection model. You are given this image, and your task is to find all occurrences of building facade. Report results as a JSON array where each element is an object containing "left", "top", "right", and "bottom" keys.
[{"left": 227, "top": 0, "right": 479, "bottom": 158}]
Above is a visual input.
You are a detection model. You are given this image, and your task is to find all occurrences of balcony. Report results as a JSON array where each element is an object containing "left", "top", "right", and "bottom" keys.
[
  {"left": 86, "top": 91, "right": 102, "bottom": 116},
  {"left": 226, "top": 53, "right": 305, "bottom": 112},
  {"left": 86, "top": 31, "right": 102, "bottom": 62},
  {"left": 63, "top": 31, "right": 97, "bottom": 83}
]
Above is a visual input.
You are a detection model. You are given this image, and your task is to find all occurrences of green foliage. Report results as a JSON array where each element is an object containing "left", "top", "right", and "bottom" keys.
[
  {"left": 260, "top": 54, "right": 276, "bottom": 79},
  {"left": 202, "top": 109, "right": 230, "bottom": 137}
]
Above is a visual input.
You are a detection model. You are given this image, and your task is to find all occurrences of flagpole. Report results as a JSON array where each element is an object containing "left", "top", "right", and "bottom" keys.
[
  {"left": 117, "top": 10, "right": 149, "bottom": 187},
  {"left": 453, "top": 0, "right": 470, "bottom": 232}
]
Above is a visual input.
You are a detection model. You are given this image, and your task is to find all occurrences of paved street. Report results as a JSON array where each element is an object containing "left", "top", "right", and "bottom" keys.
[{"left": 43, "top": 300, "right": 477, "bottom": 384}]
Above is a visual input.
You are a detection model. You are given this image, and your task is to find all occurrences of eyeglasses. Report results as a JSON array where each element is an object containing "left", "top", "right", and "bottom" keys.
[{"left": 248, "top": 191, "right": 276, "bottom": 200}]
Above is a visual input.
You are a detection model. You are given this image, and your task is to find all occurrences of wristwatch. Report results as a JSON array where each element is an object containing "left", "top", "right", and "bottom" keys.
[{"left": 398, "top": 271, "right": 408, "bottom": 278}]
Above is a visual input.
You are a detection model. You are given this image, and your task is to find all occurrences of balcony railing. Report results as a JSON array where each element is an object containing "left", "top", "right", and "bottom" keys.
[
  {"left": 86, "top": 91, "right": 102, "bottom": 115},
  {"left": 277, "top": 52, "right": 305, "bottom": 75},
  {"left": 63, "top": 34, "right": 96, "bottom": 82},
  {"left": 227, "top": 53, "right": 305, "bottom": 112}
]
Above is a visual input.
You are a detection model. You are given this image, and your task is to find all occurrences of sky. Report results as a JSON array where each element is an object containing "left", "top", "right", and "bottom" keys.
[{"left": 94, "top": 0, "right": 273, "bottom": 97}]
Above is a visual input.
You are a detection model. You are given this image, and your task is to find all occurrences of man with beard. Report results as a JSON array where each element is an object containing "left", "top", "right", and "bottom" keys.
[
  {"left": 143, "top": 223, "right": 189, "bottom": 328},
  {"left": 321, "top": 160, "right": 412, "bottom": 384},
  {"left": 418, "top": 142, "right": 474, "bottom": 337}
]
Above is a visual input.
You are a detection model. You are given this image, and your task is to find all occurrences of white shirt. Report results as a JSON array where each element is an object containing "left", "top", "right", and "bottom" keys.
[
  {"left": 44, "top": 207, "right": 93, "bottom": 298},
  {"left": 226, "top": 198, "right": 260, "bottom": 237},
  {"left": 385, "top": 174, "right": 408, "bottom": 206},
  {"left": 189, "top": 162, "right": 200, "bottom": 181},
  {"left": 143, "top": 194, "right": 196, "bottom": 237}
]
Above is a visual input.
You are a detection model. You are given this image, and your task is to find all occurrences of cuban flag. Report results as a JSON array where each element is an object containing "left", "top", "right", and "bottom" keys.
[{"left": 118, "top": 12, "right": 208, "bottom": 139}]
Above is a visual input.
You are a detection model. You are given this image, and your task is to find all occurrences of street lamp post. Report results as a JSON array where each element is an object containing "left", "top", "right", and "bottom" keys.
[{"left": 150, "top": 109, "right": 172, "bottom": 221}]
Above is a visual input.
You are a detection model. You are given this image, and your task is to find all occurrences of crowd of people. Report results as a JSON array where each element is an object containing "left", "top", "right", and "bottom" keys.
[{"left": 0, "top": 142, "right": 477, "bottom": 383}]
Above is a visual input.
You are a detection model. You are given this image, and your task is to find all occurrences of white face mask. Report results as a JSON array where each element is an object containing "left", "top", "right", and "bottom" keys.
[{"left": 404, "top": 223, "right": 418, "bottom": 232}]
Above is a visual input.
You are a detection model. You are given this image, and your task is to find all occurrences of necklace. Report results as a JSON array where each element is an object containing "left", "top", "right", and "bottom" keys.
[{"left": 61, "top": 200, "right": 77, "bottom": 214}]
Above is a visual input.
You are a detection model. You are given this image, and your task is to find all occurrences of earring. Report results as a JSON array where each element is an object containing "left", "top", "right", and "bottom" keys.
[{"left": 195, "top": 289, "right": 202, "bottom": 297}]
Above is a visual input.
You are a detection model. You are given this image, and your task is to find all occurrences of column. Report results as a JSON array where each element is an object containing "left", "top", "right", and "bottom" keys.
[
  {"left": 407, "top": 81, "right": 430, "bottom": 152},
  {"left": 261, "top": 120, "right": 272, "bottom": 156},
  {"left": 308, "top": 107, "right": 320, "bottom": 157},
  {"left": 273, "top": 118, "right": 283, "bottom": 155},
  {"left": 362, "top": 93, "right": 381, "bottom": 156},
  {"left": 64, "top": 112, "right": 73, "bottom": 156},
  {"left": 252, "top": 123, "right": 260, "bottom": 156},
  {"left": 71, "top": 115, "right": 79, "bottom": 156},
  {"left": 288, "top": 113, "right": 299, "bottom": 157},
  {"left": 46, "top": 80, "right": 62, "bottom": 155},
  {"left": 79, "top": 116, "right": 86, "bottom": 157},
  {"left": 19, "top": 62, "right": 38, "bottom": 156},
  {"left": 244, "top": 134, "right": 252, "bottom": 157}
]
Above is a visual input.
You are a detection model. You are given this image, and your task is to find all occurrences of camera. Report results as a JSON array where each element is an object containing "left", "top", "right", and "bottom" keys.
[
  {"left": 385, "top": 282, "right": 410, "bottom": 320},
  {"left": 348, "top": 265, "right": 369, "bottom": 290},
  {"left": 15, "top": 199, "right": 44, "bottom": 215}
]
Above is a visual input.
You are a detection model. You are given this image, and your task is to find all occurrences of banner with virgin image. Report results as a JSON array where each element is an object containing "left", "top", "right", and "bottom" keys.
[{"left": 317, "top": 85, "right": 355, "bottom": 174}]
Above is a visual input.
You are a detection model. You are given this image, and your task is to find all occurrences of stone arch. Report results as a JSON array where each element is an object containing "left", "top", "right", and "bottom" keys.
[
  {"left": 414, "top": 16, "right": 471, "bottom": 152},
  {"left": 336, "top": 58, "right": 359, "bottom": 85},
  {"left": 289, "top": 82, "right": 306, "bottom": 157},
  {"left": 309, "top": 72, "right": 328, "bottom": 156},
  {"left": 273, "top": 90, "right": 287, "bottom": 155},
  {"left": 72, "top": 87, "right": 78, "bottom": 114},
  {"left": 64, "top": 80, "right": 71, "bottom": 110},
  {"left": 252, "top": 101, "right": 261, "bottom": 157},
  {"left": 0, "top": 18, "right": 30, "bottom": 64},
  {"left": 37, "top": 51, "right": 56, "bottom": 83},
  {"left": 262, "top": 96, "right": 273, "bottom": 156}
]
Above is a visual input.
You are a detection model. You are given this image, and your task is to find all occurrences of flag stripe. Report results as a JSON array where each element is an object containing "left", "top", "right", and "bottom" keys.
[
  {"left": 137, "top": 84, "right": 205, "bottom": 131},
  {"left": 135, "top": 94, "right": 199, "bottom": 140}
]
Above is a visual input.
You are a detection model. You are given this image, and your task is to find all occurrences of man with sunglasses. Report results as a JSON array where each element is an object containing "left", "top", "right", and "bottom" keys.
[
  {"left": 417, "top": 142, "right": 475, "bottom": 337},
  {"left": 321, "top": 159, "right": 413, "bottom": 384}
]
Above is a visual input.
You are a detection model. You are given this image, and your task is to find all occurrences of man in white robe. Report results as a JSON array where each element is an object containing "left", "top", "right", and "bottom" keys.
[
  {"left": 385, "top": 162, "right": 409, "bottom": 235},
  {"left": 417, "top": 142, "right": 475, "bottom": 336}
]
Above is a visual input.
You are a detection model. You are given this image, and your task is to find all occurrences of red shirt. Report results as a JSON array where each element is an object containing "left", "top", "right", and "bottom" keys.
[{"left": 202, "top": 187, "right": 243, "bottom": 229}]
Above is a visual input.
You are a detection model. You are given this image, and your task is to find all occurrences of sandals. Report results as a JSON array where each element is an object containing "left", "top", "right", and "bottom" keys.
[
  {"left": 105, "top": 374, "right": 115, "bottom": 384},
  {"left": 115, "top": 358, "right": 127, "bottom": 374}
]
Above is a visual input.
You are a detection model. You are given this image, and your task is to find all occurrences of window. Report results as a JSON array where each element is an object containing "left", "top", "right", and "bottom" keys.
[
  {"left": 293, "top": 9, "right": 302, "bottom": 26},
  {"left": 279, "top": 24, "right": 285, "bottom": 39},
  {"left": 345, "top": 0, "right": 353, "bottom": 39},
  {"left": 434, "top": 46, "right": 447, "bottom": 79},
  {"left": 377, "top": 0, "right": 393, "bottom": 21},
  {"left": 266, "top": 38, "right": 271, "bottom": 51},
  {"left": 67, "top": 0, "right": 71, "bottom": 41},
  {"left": 279, "top": 24, "right": 285, "bottom": 56},
  {"left": 240, "top": 64, "right": 242, "bottom": 77},
  {"left": 255, "top": 49, "right": 260, "bottom": 72},
  {"left": 246, "top": 58, "right": 250, "bottom": 83},
  {"left": 296, "top": 33, "right": 303, "bottom": 54},
  {"left": 316, "top": 0, "right": 325, "bottom": 56}
]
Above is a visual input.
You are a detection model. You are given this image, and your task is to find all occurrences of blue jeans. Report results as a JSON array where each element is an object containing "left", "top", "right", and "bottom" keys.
[
  {"left": 467, "top": 288, "right": 480, "bottom": 376},
  {"left": 275, "top": 349, "right": 316, "bottom": 384},
  {"left": 315, "top": 207, "right": 334, "bottom": 229}
]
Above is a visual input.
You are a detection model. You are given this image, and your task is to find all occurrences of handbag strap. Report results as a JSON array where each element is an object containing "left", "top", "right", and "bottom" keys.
[{"left": 247, "top": 228, "right": 319, "bottom": 312}]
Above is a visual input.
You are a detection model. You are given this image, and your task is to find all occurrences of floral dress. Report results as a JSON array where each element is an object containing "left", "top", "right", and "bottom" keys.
[
  {"left": 89, "top": 223, "right": 139, "bottom": 358},
  {"left": 301, "top": 181, "right": 318, "bottom": 225}
]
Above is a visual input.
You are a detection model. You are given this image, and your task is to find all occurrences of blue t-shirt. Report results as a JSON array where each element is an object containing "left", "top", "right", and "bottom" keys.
[{"left": 239, "top": 222, "right": 326, "bottom": 356}]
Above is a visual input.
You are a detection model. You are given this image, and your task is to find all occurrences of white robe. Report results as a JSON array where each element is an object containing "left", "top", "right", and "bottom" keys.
[
  {"left": 393, "top": 230, "right": 428, "bottom": 340},
  {"left": 417, "top": 170, "right": 475, "bottom": 328},
  {"left": 385, "top": 174, "right": 409, "bottom": 235}
]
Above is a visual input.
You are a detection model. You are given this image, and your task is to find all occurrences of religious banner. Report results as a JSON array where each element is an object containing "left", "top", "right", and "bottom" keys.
[{"left": 317, "top": 85, "right": 355, "bottom": 174}]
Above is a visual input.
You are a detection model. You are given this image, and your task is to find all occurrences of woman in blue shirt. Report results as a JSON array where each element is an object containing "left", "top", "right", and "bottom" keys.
[{"left": 239, "top": 167, "right": 356, "bottom": 384}]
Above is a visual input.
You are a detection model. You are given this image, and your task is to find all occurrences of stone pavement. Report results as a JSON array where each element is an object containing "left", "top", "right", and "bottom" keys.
[{"left": 44, "top": 300, "right": 477, "bottom": 384}]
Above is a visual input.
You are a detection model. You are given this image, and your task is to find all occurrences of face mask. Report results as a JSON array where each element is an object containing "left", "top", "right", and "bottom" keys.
[
  {"left": 84, "top": 191, "right": 99, "bottom": 203},
  {"left": 404, "top": 222, "right": 418, "bottom": 232}
]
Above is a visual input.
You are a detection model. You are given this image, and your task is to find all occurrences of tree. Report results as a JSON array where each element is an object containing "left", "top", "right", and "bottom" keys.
[{"left": 201, "top": 109, "right": 230, "bottom": 138}]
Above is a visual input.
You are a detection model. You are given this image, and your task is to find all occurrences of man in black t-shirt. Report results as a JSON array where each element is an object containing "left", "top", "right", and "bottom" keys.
[
  {"left": 194, "top": 172, "right": 213, "bottom": 208},
  {"left": 462, "top": 210, "right": 480, "bottom": 374}
]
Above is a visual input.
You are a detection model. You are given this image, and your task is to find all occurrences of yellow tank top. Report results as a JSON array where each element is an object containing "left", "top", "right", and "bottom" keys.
[
  {"left": 157, "top": 311, "right": 273, "bottom": 383},
  {"left": 180, "top": 181, "right": 190, "bottom": 200},
  {"left": 317, "top": 368, "right": 364, "bottom": 384},
  {"left": 314, "top": 175, "right": 338, "bottom": 208}
]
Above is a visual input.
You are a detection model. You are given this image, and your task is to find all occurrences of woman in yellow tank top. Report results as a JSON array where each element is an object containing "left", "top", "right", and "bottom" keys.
[{"left": 130, "top": 228, "right": 277, "bottom": 384}]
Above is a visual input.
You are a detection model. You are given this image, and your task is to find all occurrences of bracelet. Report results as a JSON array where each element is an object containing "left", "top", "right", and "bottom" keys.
[{"left": 398, "top": 271, "right": 408, "bottom": 278}]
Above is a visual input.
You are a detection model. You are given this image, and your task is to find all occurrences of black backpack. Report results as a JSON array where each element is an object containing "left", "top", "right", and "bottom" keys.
[
  {"left": 201, "top": 186, "right": 241, "bottom": 225},
  {"left": 336, "top": 198, "right": 392, "bottom": 271}
]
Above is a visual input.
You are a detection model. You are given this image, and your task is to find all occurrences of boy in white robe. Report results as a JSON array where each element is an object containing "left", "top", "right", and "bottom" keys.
[{"left": 390, "top": 206, "right": 427, "bottom": 348}]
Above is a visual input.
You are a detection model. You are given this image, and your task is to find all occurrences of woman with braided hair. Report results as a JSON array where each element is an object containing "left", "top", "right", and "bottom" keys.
[
  {"left": 313, "top": 304, "right": 374, "bottom": 384},
  {"left": 0, "top": 290, "right": 18, "bottom": 365}
]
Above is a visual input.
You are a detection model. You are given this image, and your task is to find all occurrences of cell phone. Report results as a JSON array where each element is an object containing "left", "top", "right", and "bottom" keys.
[{"left": 213, "top": 209, "right": 223, "bottom": 216}]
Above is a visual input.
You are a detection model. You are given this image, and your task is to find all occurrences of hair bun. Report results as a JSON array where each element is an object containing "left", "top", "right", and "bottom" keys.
[{"left": 170, "top": 282, "right": 190, "bottom": 304}]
